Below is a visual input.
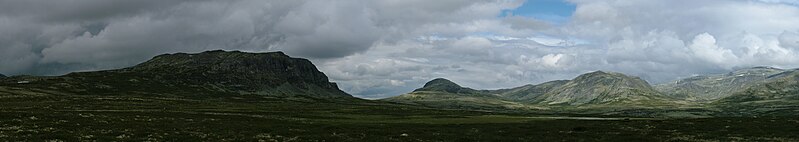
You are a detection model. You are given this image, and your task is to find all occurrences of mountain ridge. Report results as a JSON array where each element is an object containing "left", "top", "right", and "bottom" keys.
[
  {"left": 656, "top": 67, "right": 785, "bottom": 101},
  {"left": 0, "top": 50, "right": 353, "bottom": 99},
  {"left": 384, "top": 70, "right": 677, "bottom": 110},
  {"left": 534, "top": 71, "right": 668, "bottom": 106}
]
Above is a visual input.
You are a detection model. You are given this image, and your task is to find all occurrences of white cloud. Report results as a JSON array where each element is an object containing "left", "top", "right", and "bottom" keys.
[
  {"left": 688, "top": 33, "right": 738, "bottom": 68},
  {"left": 3, "top": 0, "right": 799, "bottom": 99}
]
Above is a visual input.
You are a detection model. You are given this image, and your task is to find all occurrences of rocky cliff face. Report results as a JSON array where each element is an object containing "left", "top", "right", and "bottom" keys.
[
  {"left": 119, "top": 50, "right": 347, "bottom": 97},
  {"left": 1, "top": 50, "right": 352, "bottom": 98},
  {"left": 387, "top": 71, "right": 673, "bottom": 108}
]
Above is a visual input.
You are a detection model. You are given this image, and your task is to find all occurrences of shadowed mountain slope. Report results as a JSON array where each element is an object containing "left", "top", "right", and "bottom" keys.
[{"left": 0, "top": 50, "right": 352, "bottom": 99}]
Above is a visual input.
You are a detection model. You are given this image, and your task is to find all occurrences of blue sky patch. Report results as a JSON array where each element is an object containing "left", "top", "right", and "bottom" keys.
[{"left": 503, "top": 0, "right": 576, "bottom": 24}]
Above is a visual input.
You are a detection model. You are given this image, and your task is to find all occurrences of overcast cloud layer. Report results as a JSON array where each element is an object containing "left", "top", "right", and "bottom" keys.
[{"left": 1, "top": 0, "right": 799, "bottom": 99}]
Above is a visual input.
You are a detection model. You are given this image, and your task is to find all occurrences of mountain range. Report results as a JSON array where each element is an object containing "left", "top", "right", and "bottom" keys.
[
  {"left": 385, "top": 67, "right": 799, "bottom": 116},
  {"left": 384, "top": 71, "right": 682, "bottom": 111},
  {"left": 1, "top": 50, "right": 797, "bottom": 117}
]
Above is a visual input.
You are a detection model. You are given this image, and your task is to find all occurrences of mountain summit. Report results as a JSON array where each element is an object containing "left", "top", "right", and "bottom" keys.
[{"left": 414, "top": 78, "right": 471, "bottom": 93}]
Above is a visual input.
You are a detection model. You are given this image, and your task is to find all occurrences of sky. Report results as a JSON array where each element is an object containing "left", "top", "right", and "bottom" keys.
[{"left": 2, "top": 0, "right": 799, "bottom": 99}]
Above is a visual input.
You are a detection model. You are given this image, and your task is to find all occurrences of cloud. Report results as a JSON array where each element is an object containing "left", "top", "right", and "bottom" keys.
[
  {"left": 3, "top": 0, "right": 799, "bottom": 99},
  {"left": 326, "top": 0, "right": 799, "bottom": 98},
  {"left": 688, "top": 33, "right": 738, "bottom": 67},
  {"left": 0, "top": 0, "right": 523, "bottom": 76}
]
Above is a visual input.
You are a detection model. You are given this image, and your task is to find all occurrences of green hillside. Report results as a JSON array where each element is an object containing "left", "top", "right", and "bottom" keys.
[{"left": 535, "top": 71, "right": 672, "bottom": 106}]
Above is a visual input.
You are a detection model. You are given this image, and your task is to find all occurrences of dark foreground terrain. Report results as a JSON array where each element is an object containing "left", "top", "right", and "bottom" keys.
[{"left": 1, "top": 95, "right": 797, "bottom": 142}]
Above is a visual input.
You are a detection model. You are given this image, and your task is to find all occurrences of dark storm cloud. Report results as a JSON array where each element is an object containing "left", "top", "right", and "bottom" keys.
[
  {"left": 0, "top": 0, "right": 522, "bottom": 76},
  {"left": 0, "top": 0, "right": 192, "bottom": 22}
]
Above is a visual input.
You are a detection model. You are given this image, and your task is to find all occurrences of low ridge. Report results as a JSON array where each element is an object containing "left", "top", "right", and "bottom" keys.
[{"left": 491, "top": 80, "right": 569, "bottom": 102}]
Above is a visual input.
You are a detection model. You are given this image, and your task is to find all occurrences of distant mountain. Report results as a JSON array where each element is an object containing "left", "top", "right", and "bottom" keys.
[
  {"left": 0, "top": 73, "right": 5, "bottom": 78},
  {"left": 0, "top": 50, "right": 352, "bottom": 99},
  {"left": 535, "top": 71, "right": 669, "bottom": 106},
  {"left": 413, "top": 78, "right": 483, "bottom": 94},
  {"left": 386, "top": 71, "right": 676, "bottom": 110},
  {"left": 490, "top": 80, "right": 569, "bottom": 102},
  {"left": 717, "top": 69, "right": 799, "bottom": 107},
  {"left": 656, "top": 67, "right": 784, "bottom": 101},
  {"left": 382, "top": 78, "right": 535, "bottom": 110}
]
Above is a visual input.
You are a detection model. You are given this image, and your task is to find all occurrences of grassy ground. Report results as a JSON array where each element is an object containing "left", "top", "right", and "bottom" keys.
[{"left": 1, "top": 94, "right": 798, "bottom": 142}]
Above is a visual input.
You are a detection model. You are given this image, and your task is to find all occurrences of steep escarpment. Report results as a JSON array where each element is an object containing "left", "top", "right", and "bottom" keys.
[{"left": 0, "top": 50, "right": 352, "bottom": 98}]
